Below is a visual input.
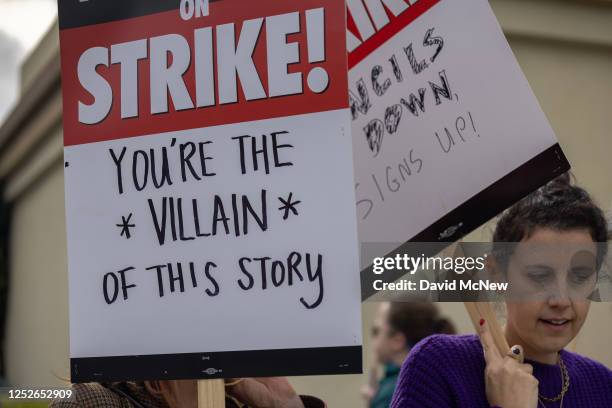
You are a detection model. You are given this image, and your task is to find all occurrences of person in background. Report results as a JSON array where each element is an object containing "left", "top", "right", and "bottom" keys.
[
  {"left": 362, "top": 302, "right": 456, "bottom": 408},
  {"left": 49, "top": 377, "right": 325, "bottom": 408},
  {"left": 391, "top": 174, "right": 612, "bottom": 408}
]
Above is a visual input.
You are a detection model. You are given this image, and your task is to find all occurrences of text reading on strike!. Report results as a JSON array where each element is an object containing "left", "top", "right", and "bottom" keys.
[{"left": 77, "top": 8, "right": 328, "bottom": 125}]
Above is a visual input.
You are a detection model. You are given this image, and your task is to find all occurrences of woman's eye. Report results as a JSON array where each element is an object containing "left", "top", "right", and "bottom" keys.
[
  {"left": 569, "top": 268, "right": 595, "bottom": 284},
  {"left": 526, "top": 270, "right": 553, "bottom": 283}
]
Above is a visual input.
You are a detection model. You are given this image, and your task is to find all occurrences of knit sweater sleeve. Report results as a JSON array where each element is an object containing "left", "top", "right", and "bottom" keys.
[{"left": 390, "top": 335, "right": 456, "bottom": 408}]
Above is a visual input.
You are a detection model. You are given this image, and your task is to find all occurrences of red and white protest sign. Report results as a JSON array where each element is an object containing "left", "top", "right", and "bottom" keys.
[
  {"left": 346, "top": 0, "right": 570, "bottom": 295},
  {"left": 59, "top": 0, "right": 362, "bottom": 382}
]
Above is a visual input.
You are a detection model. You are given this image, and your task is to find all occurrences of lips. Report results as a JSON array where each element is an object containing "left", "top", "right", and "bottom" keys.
[
  {"left": 540, "top": 319, "right": 569, "bottom": 325},
  {"left": 539, "top": 318, "right": 571, "bottom": 331}
]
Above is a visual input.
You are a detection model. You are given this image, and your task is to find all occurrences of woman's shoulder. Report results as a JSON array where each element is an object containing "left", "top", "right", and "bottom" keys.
[
  {"left": 48, "top": 383, "right": 125, "bottom": 408},
  {"left": 410, "top": 334, "right": 482, "bottom": 361},
  {"left": 562, "top": 349, "right": 612, "bottom": 381},
  {"left": 400, "top": 334, "right": 485, "bottom": 380},
  {"left": 49, "top": 382, "right": 168, "bottom": 408},
  {"left": 392, "top": 334, "right": 488, "bottom": 407}
]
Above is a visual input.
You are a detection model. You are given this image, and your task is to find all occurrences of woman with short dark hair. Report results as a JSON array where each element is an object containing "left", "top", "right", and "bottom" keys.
[{"left": 391, "top": 174, "right": 612, "bottom": 408}]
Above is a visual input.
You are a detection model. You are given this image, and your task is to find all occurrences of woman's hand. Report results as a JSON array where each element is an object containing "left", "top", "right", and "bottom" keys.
[
  {"left": 226, "top": 377, "right": 305, "bottom": 408},
  {"left": 479, "top": 320, "right": 539, "bottom": 408}
]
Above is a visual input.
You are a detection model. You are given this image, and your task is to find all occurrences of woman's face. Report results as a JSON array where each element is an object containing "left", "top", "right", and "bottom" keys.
[
  {"left": 372, "top": 302, "right": 395, "bottom": 363},
  {"left": 503, "top": 228, "right": 598, "bottom": 358}
]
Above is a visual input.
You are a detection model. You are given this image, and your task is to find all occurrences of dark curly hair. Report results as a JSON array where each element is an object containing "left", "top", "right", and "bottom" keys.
[{"left": 492, "top": 173, "right": 609, "bottom": 270}]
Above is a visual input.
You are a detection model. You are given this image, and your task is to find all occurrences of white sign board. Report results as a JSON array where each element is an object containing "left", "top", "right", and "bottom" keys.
[
  {"left": 347, "top": 0, "right": 569, "bottom": 293},
  {"left": 58, "top": 0, "right": 362, "bottom": 381}
]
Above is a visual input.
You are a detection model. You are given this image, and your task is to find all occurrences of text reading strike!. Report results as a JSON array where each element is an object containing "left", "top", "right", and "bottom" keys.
[{"left": 77, "top": 8, "right": 328, "bottom": 124}]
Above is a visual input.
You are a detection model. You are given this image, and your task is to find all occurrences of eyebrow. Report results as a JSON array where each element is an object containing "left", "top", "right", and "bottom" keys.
[
  {"left": 523, "top": 264, "right": 554, "bottom": 271},
  {"left": 570, "top": 265, "right": 596, "bottom": 271}
]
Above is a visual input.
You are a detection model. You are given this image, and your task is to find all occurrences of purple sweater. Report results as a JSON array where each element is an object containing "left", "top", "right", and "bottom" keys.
[{"left": 391, "top": 334, "right": 612, "bottom": 408}]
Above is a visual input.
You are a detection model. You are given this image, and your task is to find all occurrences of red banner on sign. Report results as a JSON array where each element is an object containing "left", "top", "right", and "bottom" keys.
[
  {"left": 60, "top": 0, "right": 347, "bottom": 146},
  {"left": 347, "top": 0, "right": 440, "bottom": 69}
]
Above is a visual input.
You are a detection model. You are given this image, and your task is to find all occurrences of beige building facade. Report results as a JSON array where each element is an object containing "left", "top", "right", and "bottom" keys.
[{"left": 0, "top": 1, "right": 610, "bottom": 406}]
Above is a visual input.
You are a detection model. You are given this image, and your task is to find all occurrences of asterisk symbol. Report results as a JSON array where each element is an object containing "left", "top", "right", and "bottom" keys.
[
  {"left": 278, "top": 193, "right": 301, "bottom": 220},
  {"left": 116, "top": 213, "right": 135, "bottom": 239}
]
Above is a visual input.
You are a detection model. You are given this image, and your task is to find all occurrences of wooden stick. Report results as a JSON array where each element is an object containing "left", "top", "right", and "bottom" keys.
[
  {"left": 464, "top": 302, "right": 509, "bottom": 355},
  {"left": 198, "top": 379, "right": 225, "bottom": 408},
  {"left": 451, "top": 241, "right": 508, "bottom": 355}
]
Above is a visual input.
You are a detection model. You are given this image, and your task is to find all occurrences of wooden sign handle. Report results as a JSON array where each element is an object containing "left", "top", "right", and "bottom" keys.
[
  {"left": 198, "top": 379, "right": 226, "bottom": 408},
  {"left": 464, "top": 302, "right": 509, "bottom": 355}
]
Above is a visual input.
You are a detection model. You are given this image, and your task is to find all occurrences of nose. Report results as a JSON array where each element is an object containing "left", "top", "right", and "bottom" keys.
[{"left": 546, "top": 278, "right": 571, "bottom": 308}]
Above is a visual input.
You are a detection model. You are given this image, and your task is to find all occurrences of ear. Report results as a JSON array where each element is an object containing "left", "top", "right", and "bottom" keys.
[{"left": 390, "top": 331, "right": 408, "bottom": 351}]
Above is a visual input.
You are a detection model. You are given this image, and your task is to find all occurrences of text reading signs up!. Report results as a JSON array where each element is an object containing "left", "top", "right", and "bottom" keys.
[
  {"left": 59, "top": 0, "right": 362, "bottom": 382},
  {"left": 347, "top": 0, "right": 568, "bottom": 276}
]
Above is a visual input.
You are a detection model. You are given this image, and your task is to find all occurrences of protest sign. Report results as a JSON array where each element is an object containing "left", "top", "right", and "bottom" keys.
[
  {"left": 58, "top": 0, "right": 362, "bottom": 382},
  {"left": 347, "top": 0, "right": 571, "bottom": 297}
]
